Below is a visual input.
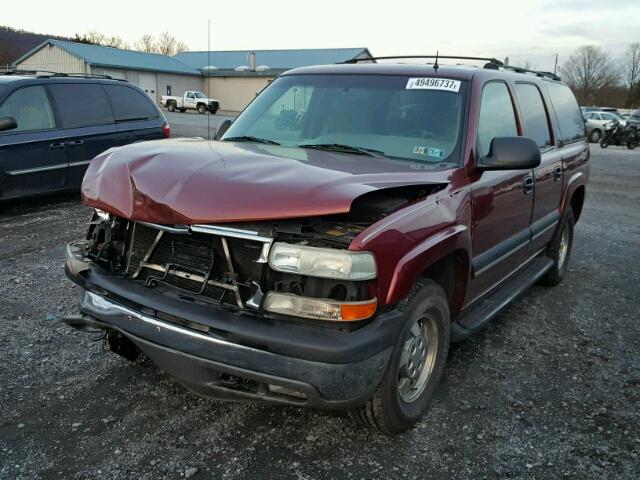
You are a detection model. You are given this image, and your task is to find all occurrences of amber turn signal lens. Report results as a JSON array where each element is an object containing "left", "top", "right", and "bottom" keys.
[{"left": 340, "top": 299, "right": 377, "bottom": 321}]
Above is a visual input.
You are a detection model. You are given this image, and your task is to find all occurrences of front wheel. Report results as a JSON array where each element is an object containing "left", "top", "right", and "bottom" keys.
[
  {"left": 588, "top": 129, "right": 601, "bottom": 143},
  {"left": 539, "top": 208, "right": 574, "bottom": 287},
  {"left": 627, "top": 137, "right": 638, "bottom": 150},
  {"left": 355, "top": 279, "right": 450, "bottom": 434},
  {"left": 197, "top": 104, "right": 206, "bottom": 114},
  {"left": 600, "top": 138, "right": 609, "bottom": 148}
]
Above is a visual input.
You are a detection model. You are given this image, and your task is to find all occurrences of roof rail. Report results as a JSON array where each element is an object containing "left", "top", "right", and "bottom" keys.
[
  {"left": 341, "top": 55, "right": 504, "bottom": 66},
  {"left": 486, "top": 63, "right": 561, "bottom": 81},
  {"left": 1, "top": 70, "right": 128, "bottom": 81}
]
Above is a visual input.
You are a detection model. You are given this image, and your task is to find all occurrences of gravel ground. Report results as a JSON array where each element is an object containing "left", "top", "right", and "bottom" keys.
[{"left": 1, "top": 145, "right": 639, "bottom": 479}]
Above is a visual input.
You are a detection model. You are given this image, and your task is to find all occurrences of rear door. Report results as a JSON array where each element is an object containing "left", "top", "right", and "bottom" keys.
[
  {"left": 514, "top": 82, "right": 562, "bottom": 251},
  {"left": 103, "top": 84, "right": 164, "bottom": 143},
  {"left": 48, "top": 82, "right": 117, "bottom": 188},
  {"left": 467, "top": 81, "right": 534, "bottom": 301},
  {"left": 544, "top": 81, "right": 589, "bottom": 222},
  {"left": 0, "top": 84, "right": 67, "bottom": 199}
]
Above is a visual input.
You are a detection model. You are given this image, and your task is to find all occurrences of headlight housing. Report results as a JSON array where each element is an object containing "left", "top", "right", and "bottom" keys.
[{"left": 268, "top": 242, "right": 376, "bottom": 280}]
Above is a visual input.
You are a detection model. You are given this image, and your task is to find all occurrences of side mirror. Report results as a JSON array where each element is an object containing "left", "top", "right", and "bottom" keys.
[
  {"left": 478, "top": 137, "right": 541, "bottom": 171},
  {"left": 215, "top": 119, "right": 233, "bottom": 140},
  {"left": 0, "top": 116, "right": 17, "bottom": 132}
]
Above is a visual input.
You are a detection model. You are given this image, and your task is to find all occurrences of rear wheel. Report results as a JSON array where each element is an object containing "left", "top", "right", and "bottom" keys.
[
  {"left": 167, "top": 102, "right": 176, "bottom": 112},
  {"left": 355, "top": 279, "right": 450, "bottom": 434},
  {"left": 627, "top": 137, "right": 638, "bottom": 150},
  {"left": 600, "top": 138, "right": 609, "bottom": 148},
  {"left": 539, "top": 208, "right": 574, "bottom": 287},
  {"left": 588, "top": 129, "right": 601, "bottom": 143}
]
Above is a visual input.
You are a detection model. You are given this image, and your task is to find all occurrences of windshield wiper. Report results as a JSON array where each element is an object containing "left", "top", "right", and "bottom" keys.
[
  {"left": 223, "top": 136, "right": 280, "bottom": 145},
  {"left": 298, "top": 143, "right": 385, "bottom": 157}
]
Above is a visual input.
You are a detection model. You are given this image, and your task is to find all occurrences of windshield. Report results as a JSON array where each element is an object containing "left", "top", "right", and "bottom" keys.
[
  {"left": 223, "top": 74, "right": 467, "bottom": 164},
  {"left": 194, "top": 92, "right": 207, "bottom": 98}
]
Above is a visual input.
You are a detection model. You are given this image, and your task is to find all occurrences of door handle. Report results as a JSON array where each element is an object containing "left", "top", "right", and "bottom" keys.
[
  {"left": 554, "top": 165, "right": 562, "bottom": 181},
  {"left": 66, "top": 140, "right": 84, "bottom": 147},
  {"left": 49, "top": 142, "right": 66, "bottom": 150},
  {"left": 523, "top": 175, "right": 534, "bottom": 194}
]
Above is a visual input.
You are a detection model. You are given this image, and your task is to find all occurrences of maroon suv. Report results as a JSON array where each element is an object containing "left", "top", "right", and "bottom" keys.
[{"left": 64, "top": 57, "right": 589, "bottom": 433}]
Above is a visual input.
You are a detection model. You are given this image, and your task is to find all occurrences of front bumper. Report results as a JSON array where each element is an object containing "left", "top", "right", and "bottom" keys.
[{"left": 65, "top": 245, "right": 403, "bottom": 408}]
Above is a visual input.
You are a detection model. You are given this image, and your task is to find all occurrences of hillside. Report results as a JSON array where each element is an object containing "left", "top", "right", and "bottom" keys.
[{"left": 0, "top": 26, "right": 73, "bottom": 68}]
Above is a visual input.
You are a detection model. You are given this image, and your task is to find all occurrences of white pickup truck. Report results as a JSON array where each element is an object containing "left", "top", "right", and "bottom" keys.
[{"left": 160, "top": 91, "right": 220, "bottom": 114}]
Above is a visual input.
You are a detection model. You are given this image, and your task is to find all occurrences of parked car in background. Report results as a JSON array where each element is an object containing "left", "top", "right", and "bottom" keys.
[
  {"left": 0, "top": 73, "right": 169, "bottom": 201},
  {"left": 627, "top": 109, "right": 640, "bottom": 129},
  {"left": 160, "top": 91, "right": 220, "bottom": 114},
  {"left": 64, "top": 57, "right": 589, "bottom": 434},
  {"left": 583, "top": 110, "right": 625, "bottom": 143}
]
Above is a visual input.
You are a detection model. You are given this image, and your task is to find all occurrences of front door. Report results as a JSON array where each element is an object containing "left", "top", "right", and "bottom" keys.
[
  {"left": 0, "top": 85, "right": 67, "bottom": 199},
  {"left": 467, "top": 81, "right": 534, "bottom": 303}
]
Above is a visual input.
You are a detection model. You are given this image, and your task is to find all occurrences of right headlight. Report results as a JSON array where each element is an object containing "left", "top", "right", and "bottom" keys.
[{"left": 268, "top": 242, "right": 377, "bottom": 280}]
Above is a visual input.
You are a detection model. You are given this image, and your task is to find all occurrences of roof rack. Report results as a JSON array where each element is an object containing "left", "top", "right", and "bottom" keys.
[
  {"left": 342, "top": 55, "right": 504, "bottom": 66},
  {"left": 0, "top": 69, "right": 128, "bottom": 81},
  {"left": 342, "top": 55, "right": 562, "bottom": 81},
  {"left": 486, "top": 63, "right": 561, "bottom": 81}
]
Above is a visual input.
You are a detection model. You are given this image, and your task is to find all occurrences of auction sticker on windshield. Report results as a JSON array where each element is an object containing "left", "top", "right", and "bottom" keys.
[{"left": 406, "top": 78, "right": 461, "bottom": 92}]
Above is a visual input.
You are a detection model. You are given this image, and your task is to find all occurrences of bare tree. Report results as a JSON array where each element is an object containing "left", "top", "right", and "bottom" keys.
[
  {"left": 74, "top": 31, "right": 127, "bottom": 49},
  {"left": 560, "top": 45, "right": 619, "bottom": 105},
  {"left": 136, "top": 34, "right": 156, "bottom": 53},
  {"left": 622, "top": 42, "right": 640, "bottom": 107},
  {"left": 156, "top": 32, "right": 187, "bottom": 56}
]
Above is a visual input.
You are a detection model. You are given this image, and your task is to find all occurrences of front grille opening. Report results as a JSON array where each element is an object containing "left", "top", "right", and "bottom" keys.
[{"left": 124, "top": 223, "right": 267, "bottom": 308}]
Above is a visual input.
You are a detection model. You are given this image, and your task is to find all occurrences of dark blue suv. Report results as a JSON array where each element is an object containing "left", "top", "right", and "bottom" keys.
[{"left": 0, "top": 73, "right": 169, "bottom": 200}]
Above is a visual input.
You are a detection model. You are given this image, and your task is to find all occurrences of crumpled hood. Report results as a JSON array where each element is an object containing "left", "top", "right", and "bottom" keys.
[{"left": 81, "top": 138, "right": 451, "bottom": 224}]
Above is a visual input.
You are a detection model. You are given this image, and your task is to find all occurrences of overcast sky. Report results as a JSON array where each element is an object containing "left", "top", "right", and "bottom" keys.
[{"left": 4, "top": 0, "right": 639, "bottom": 71}]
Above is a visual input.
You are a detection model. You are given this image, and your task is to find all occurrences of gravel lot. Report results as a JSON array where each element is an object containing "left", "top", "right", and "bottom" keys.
[{"left": 1, "top": 145, "right": 638, "bottom": 479}]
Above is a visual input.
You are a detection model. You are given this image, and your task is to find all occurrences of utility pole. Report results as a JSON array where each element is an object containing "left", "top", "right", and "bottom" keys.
[{"left": 554, "top": 53, "right": 558, "bottom": 75}]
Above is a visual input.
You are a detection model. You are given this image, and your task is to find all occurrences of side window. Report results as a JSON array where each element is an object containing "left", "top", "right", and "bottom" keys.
[
  {"left": 103, "top": 85, "right": 159, "bottom": 122},
  {"left": 545, "top": 82, "right": 585, "bottom": 143},
  {"left": 477, "top": 82, "right": 518, "bottom": 157},
  {"left": 49, "top": 83, "right": 114, "bottom": 128},
  {"left": 515, "top": 83, "right": 552, "bottom": 149},
  {"left": 187, "top": 92, "right": 195, "bottom": 99},
  {"left": 0, "top": 85, "right": 56, "bottom": 133}
]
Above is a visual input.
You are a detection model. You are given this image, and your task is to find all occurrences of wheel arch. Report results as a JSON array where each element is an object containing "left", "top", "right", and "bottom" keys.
[
  {"left": 569, "top": 185, "right": 586, "bottom": 223},
  {"left": 384, "top": 225, "right": 471, "bottom": 319}
]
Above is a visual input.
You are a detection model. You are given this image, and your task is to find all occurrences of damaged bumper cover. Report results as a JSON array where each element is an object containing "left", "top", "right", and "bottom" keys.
[{"left": 65, "top": 247, "right": 403, "bottom": 408}]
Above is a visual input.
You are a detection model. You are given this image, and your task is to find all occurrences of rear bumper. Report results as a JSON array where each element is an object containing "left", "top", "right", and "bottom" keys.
[{"left": 65, "top": 246, "right": 403, "bottom": 408}]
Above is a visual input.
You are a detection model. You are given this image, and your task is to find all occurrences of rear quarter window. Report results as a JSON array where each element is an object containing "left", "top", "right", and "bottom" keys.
[
  {"left": 49, "top": 83, "right": 114, "bottom": 128},
  {"left": 545, "top": 82, "right": 585, "bottom": 144},
  {"left": 104, "top": 85, "right": 159, "bottom": 122}
]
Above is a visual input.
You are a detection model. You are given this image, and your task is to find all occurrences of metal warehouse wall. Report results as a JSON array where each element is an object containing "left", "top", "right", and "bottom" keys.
[
  {"left": 206, "top": 77, "right": 274, "bottom": 112},
  {"left": 91, "top": 69, "right": 203, "bottom": 104},
  {"left": 156, "top": 73, "right": 205, "bottom": 103},
  {"left": 15, "top": 45, "right": 86, "bottom": 74}
]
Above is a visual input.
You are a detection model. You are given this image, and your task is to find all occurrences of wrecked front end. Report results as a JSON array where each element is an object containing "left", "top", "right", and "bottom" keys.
[{"left": 64, "top": 193, "right": 429, "bottom": 407}]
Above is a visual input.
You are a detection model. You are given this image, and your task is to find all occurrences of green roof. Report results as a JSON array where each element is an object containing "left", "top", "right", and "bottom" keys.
[{"left": 14, "top": 40, "right": 201, "bottom": 76}]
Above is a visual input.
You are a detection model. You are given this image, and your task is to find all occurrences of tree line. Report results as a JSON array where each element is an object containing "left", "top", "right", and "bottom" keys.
[
  {"left": 72, "top": 31, "right": 188, "bottom": 56},
  {"left": 560, "top": 43, "right": 640, "bottom": 109}
]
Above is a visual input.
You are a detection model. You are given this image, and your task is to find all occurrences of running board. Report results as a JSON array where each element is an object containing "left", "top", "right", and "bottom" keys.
[{"left": 451, "top": 256, "right": 553, "bottom": 341}]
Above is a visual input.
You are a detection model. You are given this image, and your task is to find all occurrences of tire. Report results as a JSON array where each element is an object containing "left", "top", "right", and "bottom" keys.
[
  {"left": 588, "top": 129, "right": 601, "bottom": 143},
  {"left": 539, "top": 208, "right": 574, "bottom": 287},
  {"left": 179, "top": 108, "right": 186, "bottom": 113},
  {"left": 627, "top": 137, "right": 638, "bottom": 150},
  {"left": 600, "top": 138, "right": 609, "bottom": 148},
  {"left": 197, "top": 104, "right": 206, "bottom": 114},
  {"left": 355, "top": 279, "right": 450, "bottom": 434},
  {"left": 167, "top": 102, "right": 176, "bottom": 112}
]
